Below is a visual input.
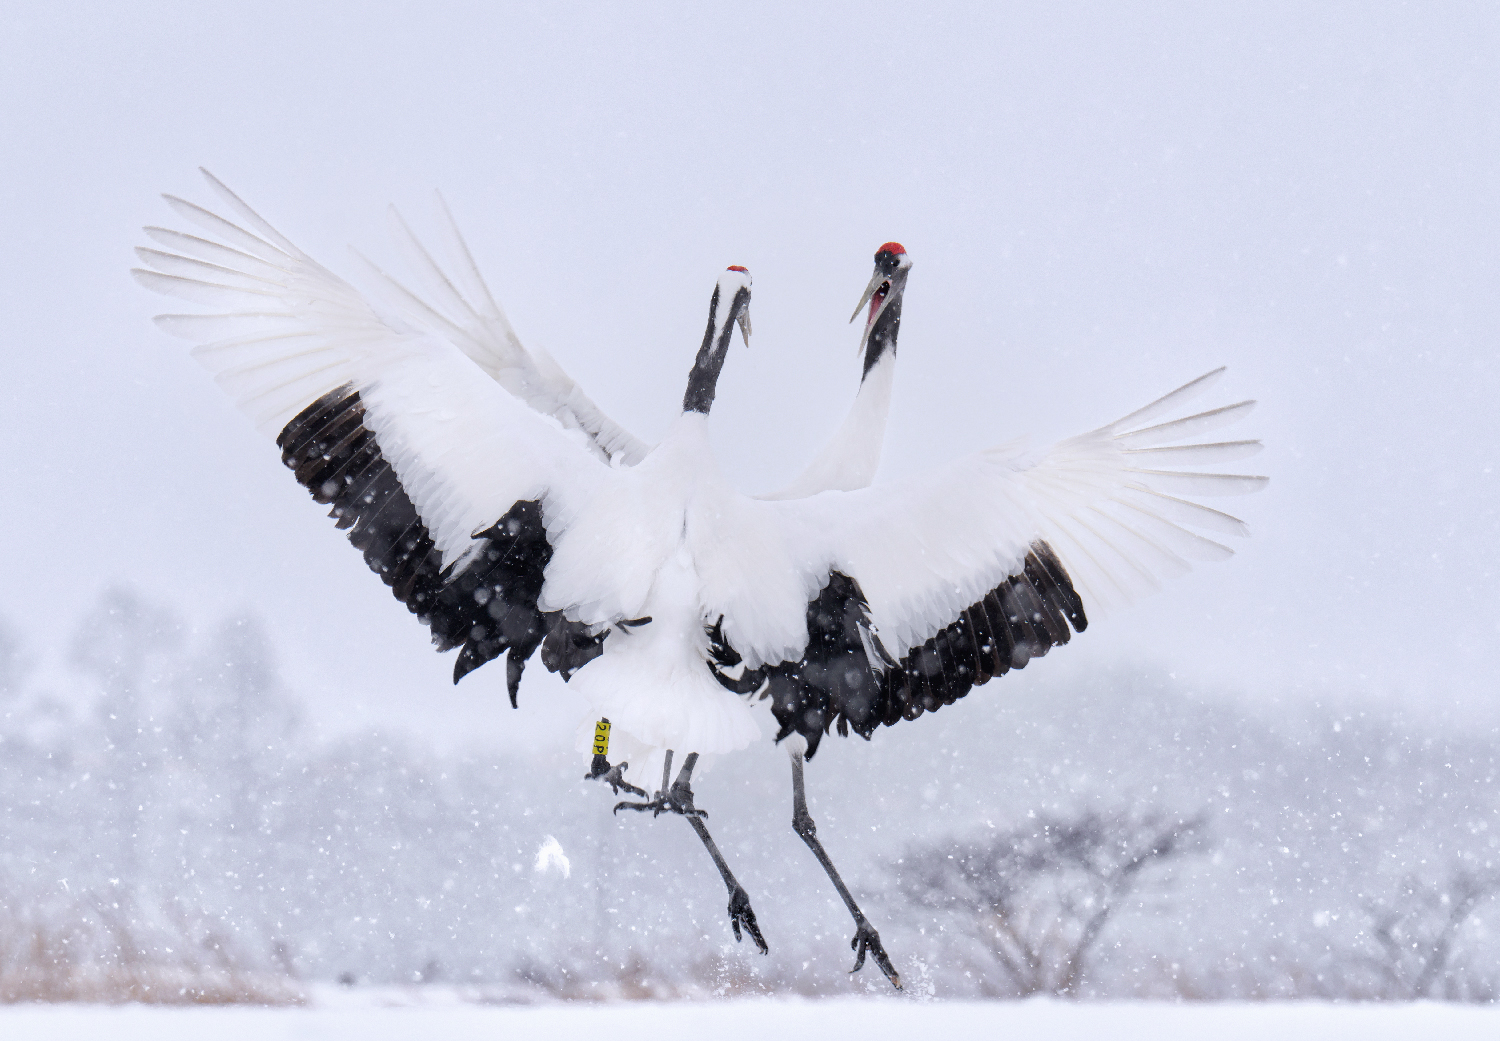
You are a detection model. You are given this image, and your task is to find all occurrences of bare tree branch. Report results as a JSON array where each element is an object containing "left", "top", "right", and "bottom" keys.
[{"left": 892, "top": 808, "right": 1210, "bottom": 996}]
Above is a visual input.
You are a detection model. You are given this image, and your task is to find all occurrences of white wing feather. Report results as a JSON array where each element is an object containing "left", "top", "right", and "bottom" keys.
[
  {"left": 354, "top": 195, "right": 653, "bottom": 466},
  {"left": 134, "top": 173, "right": 606, "bottom": 570},
  {"left": 777, "top": 371, "right": 1266, "bottom": 659}
]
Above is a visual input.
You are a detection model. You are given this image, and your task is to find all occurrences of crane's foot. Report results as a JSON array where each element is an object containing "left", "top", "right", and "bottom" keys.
[
  {"left": 612, "top": 759, "right": 706, "bottom": 818},
  {"left": 612, "top": 785, "right": 706, "bottom": 817},
  {"left": 729, "top": 884, "right": 768, "bottom": 954},
  {"left": 787, "top": 749, "right": 898, "bottom": 988},
  {"left": 850, "top": 919, "right": 901, "bottom": 990},
  {"left": 585, "top": 753, "right": 646, "bottom": 797},
  {"left": 611, "top": 751, "right": 768, "bottom": 954}
]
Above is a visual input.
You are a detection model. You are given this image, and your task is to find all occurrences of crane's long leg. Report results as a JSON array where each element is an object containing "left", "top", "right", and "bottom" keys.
[
  {"left": 613, "top": 750, "right": 768, "bottom": 953},
  {"left": 789, "top": 748, "right": 900, "bottom": 989}
]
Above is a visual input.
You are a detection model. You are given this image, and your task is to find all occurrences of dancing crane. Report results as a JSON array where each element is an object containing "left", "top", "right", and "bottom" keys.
[{"left": 134, "top": 175, "right": 1264, "bottom": 990}]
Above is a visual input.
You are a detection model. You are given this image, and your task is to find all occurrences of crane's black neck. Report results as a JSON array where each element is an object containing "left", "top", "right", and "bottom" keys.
[
  {"left": 862, "top": 291, "right": 903, "bottom": 380},
  {"left": 683, "top": 283, "right": 750, "bottom": 414}
]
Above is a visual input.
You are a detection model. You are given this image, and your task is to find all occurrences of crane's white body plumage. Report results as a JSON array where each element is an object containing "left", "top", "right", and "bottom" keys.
[
  {"left": 568, "top": 541, "right": 764, "bottom": 759},
  {"left": 136, "top": 172, "right": 1265, "bottom": 763}
]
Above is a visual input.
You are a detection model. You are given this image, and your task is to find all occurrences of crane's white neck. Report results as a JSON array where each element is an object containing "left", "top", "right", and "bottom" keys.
[{"left": 762, "top": 349, "right": 896, "bottom": 500}]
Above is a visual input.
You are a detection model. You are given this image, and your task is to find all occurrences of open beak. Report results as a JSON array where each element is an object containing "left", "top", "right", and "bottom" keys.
[
  {"left": 736, "top": 307, "right": 752, "bottom": 347},
  {"left": 850, "top": 268, "right": 891, "bottom": 327}
]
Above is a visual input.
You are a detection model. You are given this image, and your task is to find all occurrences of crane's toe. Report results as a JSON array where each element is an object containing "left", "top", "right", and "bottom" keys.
[
  {"left": 728, "top": 886, "right": 768, "bottom": 954},
  {"left": 585, "top": 756, "right": 647, "bottom": 798},
  {"left": 850, "top": 921, "right": 901, "bottom": 990},
  {"left": 609, "top": 785, "right": 706, "bottom": 818}
]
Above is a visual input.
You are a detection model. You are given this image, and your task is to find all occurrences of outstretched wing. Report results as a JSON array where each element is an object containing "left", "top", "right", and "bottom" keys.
[
  {"left": 133, "top": 172, "right": 609, "bottom": 702},
  {"left": 351, "top": 194, "right": 652, "bottom": 467},
  {"left": 736, "top": 369, "right": 1265, "bottom": 755}
]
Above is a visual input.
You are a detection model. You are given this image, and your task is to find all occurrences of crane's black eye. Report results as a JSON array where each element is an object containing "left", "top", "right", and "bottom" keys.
[{"left": 876, "top": 252, "right": 900, "bottom": 274}]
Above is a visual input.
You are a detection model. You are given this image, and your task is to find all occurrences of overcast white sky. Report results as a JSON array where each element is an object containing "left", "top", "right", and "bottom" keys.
[{"left": 3, "top": 2, "right": 1497, "bottom": 748}]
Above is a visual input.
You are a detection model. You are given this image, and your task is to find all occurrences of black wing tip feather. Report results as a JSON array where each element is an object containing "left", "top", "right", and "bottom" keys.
[
  {"left": 279, "top": 385, "right": 556, "bottom": 704},
  {"left": 876, "top": 541, "right": 1086, "bottom": 728},
  {"left": 747, "top": 542, "right": 1087, "bottom": 756}
]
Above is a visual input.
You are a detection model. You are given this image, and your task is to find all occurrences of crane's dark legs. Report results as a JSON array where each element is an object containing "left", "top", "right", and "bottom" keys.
[
  {"left": 790, "top": 749, "right": 901, "bottom": 989},
  {"left": 613, "top": 750, "right": 768, "bottom": 953}
]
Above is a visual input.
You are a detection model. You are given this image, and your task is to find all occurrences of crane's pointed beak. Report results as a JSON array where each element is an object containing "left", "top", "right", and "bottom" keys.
[
  {"left": 737, "top": 307, "right": 752, "bottom": 347},
  {"left": 850, "top": 268, "right": 885, "bottom": 324}
]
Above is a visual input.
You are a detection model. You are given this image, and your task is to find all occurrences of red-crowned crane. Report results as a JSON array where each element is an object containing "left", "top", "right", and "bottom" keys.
[{"left": 134, "top": 175, "right": 1264, "bottom": 990}]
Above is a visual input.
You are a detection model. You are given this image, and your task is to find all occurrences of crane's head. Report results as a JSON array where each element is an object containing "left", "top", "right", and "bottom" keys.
[
  {"left": 851, "top": 243, "right": 911, "bottom": 375},
  {"left": 722, "top": 265, "right": 753, "bottom": 348},
  {"left": 683, "top": 265, "right": 753, "bottom": 414}
]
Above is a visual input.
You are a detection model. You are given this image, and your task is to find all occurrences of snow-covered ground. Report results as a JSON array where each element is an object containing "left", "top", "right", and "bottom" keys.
[{"left": 1, "top": 993, "right": 1496, "bottom": 1041}]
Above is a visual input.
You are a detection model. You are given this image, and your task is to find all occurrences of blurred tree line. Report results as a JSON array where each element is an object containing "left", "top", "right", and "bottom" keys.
[{"left": 1, "top": 588, "right": 1497, "bottom": 1003}]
